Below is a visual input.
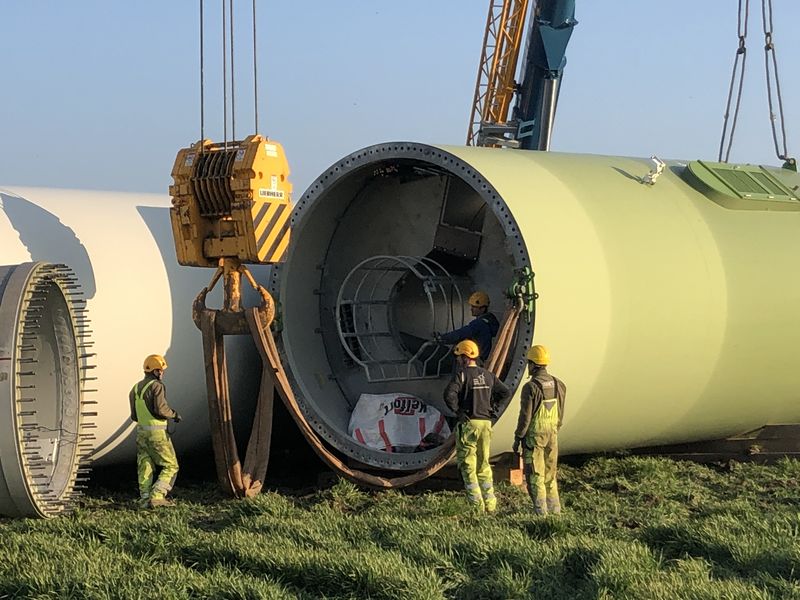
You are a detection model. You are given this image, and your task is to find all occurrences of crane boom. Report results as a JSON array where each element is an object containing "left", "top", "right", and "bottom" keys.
[
  {"left": 467, "top": 0, "right": 530, "bottom": 147},
  {"left": 468, "top": 0, "right": 577, "bottom": 150}
]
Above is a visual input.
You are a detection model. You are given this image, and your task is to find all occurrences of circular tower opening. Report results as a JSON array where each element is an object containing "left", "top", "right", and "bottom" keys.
[
  {"left": 0, "top": 262, "right": 95, "bottom": 517},
  {"left": 273, "top": 143, "right": 532, "bottom": 472}
]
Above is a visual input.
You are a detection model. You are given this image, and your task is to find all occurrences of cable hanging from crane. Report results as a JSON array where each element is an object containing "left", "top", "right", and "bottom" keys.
[
  {"left": 718, "top": 0, "right": 794, "bottom": 167},
  {"left": 222, "top": 0, "right": 228, "bottom": 148},
  {"left": 252, "top": 0, "right": 259, "bottom": 134},
  {"left": 760, "top": 0, "right": 793, "bottom": 168},
  {"left": 229, "top": 0, "right": 236, "bottom": 143},
  {"left": 718, "top": 0, "right": 749, "bottom": 163},
  {"left": 200, "top": 0, "right": 205, "bottom": 146},
  {"left": 199, "top": 0, "right": 260, "bottom": 149}
]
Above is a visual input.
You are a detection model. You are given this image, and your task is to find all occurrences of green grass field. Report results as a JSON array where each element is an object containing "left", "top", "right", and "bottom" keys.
[{"left": 1, "top": 456, "right": 798, "bottom": 599}]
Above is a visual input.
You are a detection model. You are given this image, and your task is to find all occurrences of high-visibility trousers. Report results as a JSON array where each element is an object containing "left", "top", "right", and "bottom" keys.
[
  {"left": 455, "top": 419, "right": 496, "bottom": 512},
  {"left": 523, "top": 430, "right": 560, "bottom": 514},
  {"left": 136, "top": 429, "right": 179, "bottom": 501}
]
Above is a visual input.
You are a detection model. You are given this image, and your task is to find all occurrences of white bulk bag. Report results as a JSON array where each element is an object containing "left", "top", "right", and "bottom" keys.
[{"left": 348, "top": 393, "right": 451, "bottom": 452}]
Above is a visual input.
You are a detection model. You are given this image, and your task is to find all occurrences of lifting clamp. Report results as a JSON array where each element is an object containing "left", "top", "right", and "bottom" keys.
[{"left": 169, "top": 135, "right": 292, "bottom": 497}]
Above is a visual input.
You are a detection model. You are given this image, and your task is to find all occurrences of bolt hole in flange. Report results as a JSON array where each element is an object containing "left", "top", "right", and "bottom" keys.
[{"left": 0, "top": 262, "right": 95, "bottom": 518}]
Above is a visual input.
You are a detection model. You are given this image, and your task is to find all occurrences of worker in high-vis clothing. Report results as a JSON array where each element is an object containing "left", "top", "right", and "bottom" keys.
[
  {"left": 129, "top": 354, "right": 182, "bottom": 508},
  {"left": 436, "top": 291, "right": 500, "bottom": 362},
  {"left": 513, "top": 345, "right": 567, "bottom": 515},
  {"left": 444, "top": 340, "right": 510, "bottom": 513}
]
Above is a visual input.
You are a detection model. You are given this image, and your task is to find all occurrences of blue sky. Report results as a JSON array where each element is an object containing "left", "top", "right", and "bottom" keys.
[{"left": 1, "top": 1, "right": 798, "bottom": 195}]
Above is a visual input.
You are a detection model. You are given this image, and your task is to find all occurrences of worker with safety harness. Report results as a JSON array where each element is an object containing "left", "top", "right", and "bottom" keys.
[
  {"left": 436, "top": 291, "right": 500, "bottom": 362},
  {"left": 129, "top": 354, "right": 182, "bottom": 508},
  {"left": 444, "top": 340, "right": 510, "bottom": 513},
  {"left": 513, "top": 345, "right": 566, "bottom": 515}
]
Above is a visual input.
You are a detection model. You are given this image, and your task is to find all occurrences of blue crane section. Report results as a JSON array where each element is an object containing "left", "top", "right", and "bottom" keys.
[{"left": 514, "top": 0, "right": 577, "bottom": 150}]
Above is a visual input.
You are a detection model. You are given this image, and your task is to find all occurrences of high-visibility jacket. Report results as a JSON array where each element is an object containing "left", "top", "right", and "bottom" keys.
[
  {"left": 129, "top": 374, "right": 177, "bottom": 425},
  {"left": 530, "top": 373, "right": 560, "bottom": 434},
  {"left": 514, "top": 367, "right": 567, "bottom": 439},
  {"left": 132, "top": 379, "right": 167, "bottom": 431}
]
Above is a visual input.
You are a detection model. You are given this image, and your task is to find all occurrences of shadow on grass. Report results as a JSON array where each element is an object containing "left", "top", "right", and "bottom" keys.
[
  {"left": 186, "top": 492, "right": 311, "bottom": 534},
  {"left": 559, "top": 547, "right": 602, "bottom": 593},
  {"left": 641, "top": 523, "right": 799, "bottom": 583},
  {"left": 176, "top": 541, "right": 435, "bottom": 600},
  {"left": 520, "top": 547, "right": 602, "bottom": 600},
  {"left": 520, "top": 515, "right": 569, "bottom": 541}
]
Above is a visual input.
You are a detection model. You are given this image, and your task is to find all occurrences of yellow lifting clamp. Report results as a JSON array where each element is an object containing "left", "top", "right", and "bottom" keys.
[
  {"left": 168, "top": 135, "right": 293, "bottom": 497},
  {"left": 169, "top": 134, "right": 292, "bottom": 268}
]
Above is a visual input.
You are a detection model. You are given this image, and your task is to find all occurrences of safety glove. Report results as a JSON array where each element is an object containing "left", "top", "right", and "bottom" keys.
[
  {"left": 512, "top": 437, "right": 522, "bottom": 455},
  {"left": 173, "top": 412, "right": 182, "bottom": 424}
]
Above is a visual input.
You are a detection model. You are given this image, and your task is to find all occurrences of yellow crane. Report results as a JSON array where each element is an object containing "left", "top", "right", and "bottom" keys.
[
  {"left": 468, "top": 0, "right": 577, "bottom": 150},
  {"left": 466, "top": 0, "right": 530, "bottom": 147}
]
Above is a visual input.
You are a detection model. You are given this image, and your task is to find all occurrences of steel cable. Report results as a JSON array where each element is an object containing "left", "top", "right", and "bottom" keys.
[
  {"left": 718, "top": 0, "right": 749, "bottom": 162},
  {"left": 200, "top": 0, "right": 205, "bottom": 147},
  {"left": 200, "top": 1, "right": 259, "bottom": 144},
  {"left": 761, "top": 0, "right": 791, "bottom": 162},
  {"left": 230, "top": 0, "right": 236, "bottom": 142},
  {"left": 222, "top": 0, "right": 227, "bottom": 148},
  {"left": 252, "top": 0, "right": 258, "bottom": 134}
]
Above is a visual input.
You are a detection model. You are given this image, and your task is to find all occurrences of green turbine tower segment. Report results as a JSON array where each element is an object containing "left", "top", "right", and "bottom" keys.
[{"left": 275, "top": 142, "right": 800, "bottom": 467}]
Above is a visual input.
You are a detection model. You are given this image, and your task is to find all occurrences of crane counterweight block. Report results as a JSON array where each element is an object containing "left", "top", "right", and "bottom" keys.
[{"left": 169, "top": 135, "right": 293, "bottom": 267}]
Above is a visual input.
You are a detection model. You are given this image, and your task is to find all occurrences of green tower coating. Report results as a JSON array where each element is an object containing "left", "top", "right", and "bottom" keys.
[
  {"left": 275, "top": 142, "right": 800, "bottom": 473},
  {"left": 440, "top": 146, "right": 800, "bottom": 454}
]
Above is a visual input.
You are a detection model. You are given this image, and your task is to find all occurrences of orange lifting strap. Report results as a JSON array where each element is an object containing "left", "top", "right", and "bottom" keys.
[{"left": 193, "top": 266, "right": 523, "bottom": 494}]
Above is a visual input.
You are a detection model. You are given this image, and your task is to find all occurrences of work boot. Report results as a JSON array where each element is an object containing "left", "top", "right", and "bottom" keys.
[
  {"left": 533, "top": 499, "right": 548, "bottom": 516},
  {"left": 137, "top": 497, "right": 151, "bottom": 510},
  {"left": 547, "top": 498, "right": 562, "bottom": 515},
  {"left": 469, "top": 501, "right": 486, "bottom": 515},
  {"left": 149, "top": 497, "right": 175, "bottom": 508}
]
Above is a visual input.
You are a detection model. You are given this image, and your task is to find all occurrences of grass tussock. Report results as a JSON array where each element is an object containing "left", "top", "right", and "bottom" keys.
[{"left": 0, "top": 457, "right": 799, "bottom": 599}]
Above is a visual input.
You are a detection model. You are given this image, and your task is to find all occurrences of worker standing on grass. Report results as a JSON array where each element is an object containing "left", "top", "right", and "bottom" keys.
[
  {"left": 513, "top": 345, "right": 566, "bottom": 515},
  {"left": 436, "top": 291, "right": 500, "bottom": 362},
  {"left": 444, "top": 340, "right": 510, "bottom": 513},
  {"left": 129, "top": 354, "right": 181, "bottom": 508}
]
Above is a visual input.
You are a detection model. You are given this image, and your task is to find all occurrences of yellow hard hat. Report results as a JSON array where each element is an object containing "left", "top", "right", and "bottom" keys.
[
  {"left": 453, "top": 340, "right": 480, "bottom": 359},
  {"left": 143, "top": 354, "right": 168, "bottom": 373},
  {"left": 468, "top": 291, "right": 490, "bottom": 308},
  {"left": 526, "top": 345, "right": 550, "bottom": 365}
]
